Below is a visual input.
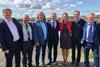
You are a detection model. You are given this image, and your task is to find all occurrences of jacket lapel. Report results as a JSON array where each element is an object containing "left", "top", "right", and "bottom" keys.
[{"left": 2, "top": 20, "right": 13, "bottom": 36}]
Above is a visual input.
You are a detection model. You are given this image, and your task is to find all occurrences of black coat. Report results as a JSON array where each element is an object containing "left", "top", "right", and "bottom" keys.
[
  {"left": 47, "top": 20, "right": 59, "bottom": 45},
  {"left": 72, "top": 19, "right": 86, "bottom": 42},
  {"left": 94, "top": 23, "right": 100, "bottom": 46},
  {"left": 0, "top": 18, "right": 23, "bottom": 51}
]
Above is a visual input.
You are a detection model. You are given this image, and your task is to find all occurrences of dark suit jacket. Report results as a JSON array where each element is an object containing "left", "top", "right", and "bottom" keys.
[
  {"left": 81, "top": 21, "right": 98, "bottom": 46},
  {"left": 21, "top": 22, "right": 38, "bottom": 45},
  {"left": 0, "top": 18, "right": 23, "bottom": 51},
  {"left": 47, "top": 20, "right": 59, "bottom": 44},
  {"left": 72, "top": 19, "right": 86, "bottom": 42},
  {"left": 36, "top": 21, "right": 48, "bottom": 45},
  {"left": 94, "top": 23, "right": 100, "bottom": 46}
]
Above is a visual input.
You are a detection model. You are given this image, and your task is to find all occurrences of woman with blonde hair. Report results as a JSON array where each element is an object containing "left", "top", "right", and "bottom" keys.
[{"left": 59, "top": 12, "right": 72, "bottom": 65}]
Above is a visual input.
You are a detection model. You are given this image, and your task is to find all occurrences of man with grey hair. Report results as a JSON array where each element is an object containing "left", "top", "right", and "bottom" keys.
[
  {"left": 81, "top": 12, "right": 99, "bottom": 67},
  {"left": 21, "top": 14, "right": 39, "bottom": 67}
]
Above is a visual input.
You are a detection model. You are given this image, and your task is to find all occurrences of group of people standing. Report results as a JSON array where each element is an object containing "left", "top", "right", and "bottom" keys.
[{"left": 0, "top": 8, "right": 99, "bottom": 67}]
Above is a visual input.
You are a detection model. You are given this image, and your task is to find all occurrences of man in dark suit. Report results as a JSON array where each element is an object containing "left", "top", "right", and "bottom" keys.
[
  {"left": 47, "top": 12, "right": 59, "bottom": 65},
  {"left": 21, "top": 14, "right": 39, "bottom": 67},
  {"left": 81, "top": 12, "right": 99, "bottom": 67},
  {"left": 71, "top": 10, "right": 86, "bottom": 66},
  {"left": 0, "top": 8, "right": 23, "bottom": 67},
  {"left": 94, "top": 23, "right": 100, "bottom": 67}
]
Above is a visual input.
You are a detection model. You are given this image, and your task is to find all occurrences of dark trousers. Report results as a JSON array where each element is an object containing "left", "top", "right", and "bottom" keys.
[
  {"left": 5, "top": 41, "right": 21, "bottom": 67},
  {"left": 72, "top": 40, "right": 82, "bottom": 63},
  {"left": 84, "top": 41, "right": 99, "bottom": 67},
  {"left": 35, "top": 42, "right": 46, "bottom": 65},
  {"left": 21, "top": 41, "right": 34, "bottom": 67},
  {"left": 48, "top": 41, "right": 58, "bottom": 63}
]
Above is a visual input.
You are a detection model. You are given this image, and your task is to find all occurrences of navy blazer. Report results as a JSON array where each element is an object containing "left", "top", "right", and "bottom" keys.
[
  {"left": 94, "top": 23, "right": 100, "bottom": 46},
  {"left": 81, "top": 21, "right": 98, "bottom": 45},
  {"left": 0, "top": 18, "right": 23, "bottom": 51},
  {"left": 47, "top": 20, "right": 59, "bottom": 44},
  {"left": 35, "top": 21, "right": 48, "bottom": 45}
]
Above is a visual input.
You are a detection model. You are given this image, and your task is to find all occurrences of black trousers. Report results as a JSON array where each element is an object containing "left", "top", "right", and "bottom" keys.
[
  {"left": 48, "top": 41, "right": 58, "bottom": 63},
  {"left": 72, "top": 40, "right": 82, "bottom": 63},
  {"left": 5, "top": 41, "right": 21, "bottom": 67},
  {"left": 35, "top": 41, "right": 46, "bottom": 65},
  {"left": 21, "top": 41, "right": 34, "bottom": 66}
]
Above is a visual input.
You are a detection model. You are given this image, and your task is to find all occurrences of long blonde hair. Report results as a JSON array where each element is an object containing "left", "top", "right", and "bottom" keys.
[{"left": 61, "top": 12, "right": 68, "bottom": 23}]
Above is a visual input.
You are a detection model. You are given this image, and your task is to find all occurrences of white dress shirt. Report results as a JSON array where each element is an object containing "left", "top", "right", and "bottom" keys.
[
  {"left": 5, "top": 19, "right": 20, "bottom": 42},
  {"left": 50, "top": 20, "right": 57, "bottom": 28}
]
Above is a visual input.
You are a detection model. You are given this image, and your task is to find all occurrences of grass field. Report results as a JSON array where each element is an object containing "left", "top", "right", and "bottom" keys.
[{"left": 0, "top": 45, "right": 94, "bottom": 67}]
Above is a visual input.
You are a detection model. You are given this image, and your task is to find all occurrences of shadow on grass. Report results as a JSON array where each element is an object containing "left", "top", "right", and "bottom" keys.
[{"left": 33, "top": 61, "right": 94, "bottom": 67}]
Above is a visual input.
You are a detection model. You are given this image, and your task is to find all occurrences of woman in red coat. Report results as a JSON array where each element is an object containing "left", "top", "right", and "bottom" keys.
[{"left": 59, "top": 12, "right": 72, "bottom": 65}]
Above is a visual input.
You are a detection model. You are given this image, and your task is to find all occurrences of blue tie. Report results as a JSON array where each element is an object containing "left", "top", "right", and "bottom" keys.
[{"left": 87, "top": 25, "right": 93, "bottom": 42}]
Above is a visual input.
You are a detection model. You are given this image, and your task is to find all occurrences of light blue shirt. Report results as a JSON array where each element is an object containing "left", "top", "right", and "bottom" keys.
[
  {"left": 40, "top": 21, "right": 47, "bottom": 40},
  {"left": 86, "top": 23, "right": 94, "bottom": 42}
]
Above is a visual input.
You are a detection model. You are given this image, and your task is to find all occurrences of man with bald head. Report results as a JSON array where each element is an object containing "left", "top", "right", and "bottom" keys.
[{"left": 81, "top": 12, "right": 99, "bottom": 67}]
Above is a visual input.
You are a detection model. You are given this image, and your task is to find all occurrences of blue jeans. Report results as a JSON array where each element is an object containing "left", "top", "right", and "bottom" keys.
[{"left": 84, "top": 42, "right": 99, "bottom": 67}]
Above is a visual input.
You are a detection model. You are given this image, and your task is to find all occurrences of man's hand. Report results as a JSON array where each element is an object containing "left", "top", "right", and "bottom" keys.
[
  {"left": 35, "top": 42, "right": 40, "bottom": 46},
  {"left": 4, "top": 50, "right": 9, "bottom": 54}
]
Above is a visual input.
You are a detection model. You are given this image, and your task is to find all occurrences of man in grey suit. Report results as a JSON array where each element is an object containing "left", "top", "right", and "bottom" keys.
[{"left": 81, "top": 12, "right": 99, "bottom": 67}]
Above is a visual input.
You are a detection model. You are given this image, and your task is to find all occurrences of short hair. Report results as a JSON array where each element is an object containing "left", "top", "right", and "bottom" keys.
[
  {"left": 22, "top": 14, "right": 29, "bottom": 18},
  {"left": 51, "top": 12, "right": 57, "bottom": 16},
  {"left": 87, "top": 12, "right": 95, "bottom": 17},
  {"left": 73, "top": 10, "right": 80, "bottom": 14},
  {"left": 2, "top": 8, "right": 12, "bottom": 13}
]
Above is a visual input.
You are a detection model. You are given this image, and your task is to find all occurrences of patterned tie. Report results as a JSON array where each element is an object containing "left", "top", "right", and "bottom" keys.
[
  {"left": 87, "top": 25, "right": 93, "bottom": 42},
  {"left": 26, "top": 24, "right": 30, "bottom": 41}
]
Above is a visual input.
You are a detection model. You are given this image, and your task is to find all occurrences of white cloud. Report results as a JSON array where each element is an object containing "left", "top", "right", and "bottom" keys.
[
  {"left": 14, "top": 0, "right": 23, "bottom": 4},
  {"left": 95, "top": 12, "right": 100, "bottom": 15},
  {"left": 0, "top": 0, "right": 5, "bottom": 2},
  {"left": 42, "top": 2, "right": 51, "bottom": 9},
  {"left": 77, "top": 1, "right": 83, "bottom": 5},
  {"left": 64, "top": 4, "right": 69, "bottom": 7},
  {"left": 70, "top": 4, "right": 76, "bottom": 7}
]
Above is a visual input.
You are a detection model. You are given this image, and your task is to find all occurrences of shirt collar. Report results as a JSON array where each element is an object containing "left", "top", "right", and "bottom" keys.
[
  {"left": 4, "top": 18, "right": 12, "bottom": 23},
  {"left": 51, "top": 20, "right": 56, "bottom": 23},
  {"left": 74, "top": 18, "right": 80, "bottom": 22}
]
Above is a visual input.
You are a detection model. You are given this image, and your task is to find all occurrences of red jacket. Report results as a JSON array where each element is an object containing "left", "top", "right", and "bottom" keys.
[{"left": 59, "top": 21, "right": 72, "bottom": 36}]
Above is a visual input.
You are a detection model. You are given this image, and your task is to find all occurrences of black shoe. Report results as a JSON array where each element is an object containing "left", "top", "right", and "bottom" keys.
[
  {"left": 71, "top": 62, "right": 75, "bottom": 65},
  {"left": 52, "top": 61, "right": 56, "bottom": 63},
  {"left": 52, "top": 61, "right": 57, "bottom": 65},
  {"left": 42, "top": 62, "right": 45, "bottom": 66},
  {"left": 47, "top": 62, "right": 52, "bottom": 65},
  {"left": 28, "top": 64, "right": 34, "bottom": 67},
  {"left": 36, "top": 65, "right": 39, "bottom": 67},
  {"left": 23, "top": 64, "right": 27, "bottom": 67},
  {"left": 75, "top": 62, "right": 79, "bottom": 66}
]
